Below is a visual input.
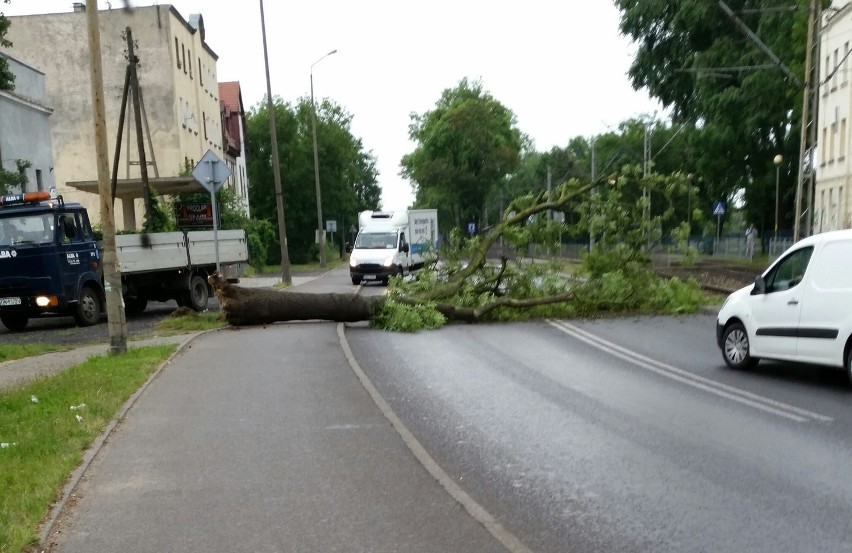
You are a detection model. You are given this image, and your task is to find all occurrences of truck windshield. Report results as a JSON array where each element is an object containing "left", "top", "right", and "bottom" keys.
[
  {"left": 0, "top": 214, "right": 54, "bottom": 246},
  {"left": 354, "top": 232, "right": 397, "bottom": 249}
]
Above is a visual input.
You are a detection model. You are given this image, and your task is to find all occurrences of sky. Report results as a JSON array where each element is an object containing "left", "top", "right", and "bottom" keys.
[{"left": 3, "top": 0, "right": 665, "bottom": 211}]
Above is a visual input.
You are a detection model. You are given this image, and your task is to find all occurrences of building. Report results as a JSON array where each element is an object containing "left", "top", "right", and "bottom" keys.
[
  {"left": 816, "top": 2, "right": 852, "bottom": 232},
  {"left": 219, "top": 81, "right": 250, "bottom": 216},
  {"left": 1, "top": 4, "right": 224, "bottom": 228},
  {"left": 0, "top": 53, "right": 56, "bottom": 194}
]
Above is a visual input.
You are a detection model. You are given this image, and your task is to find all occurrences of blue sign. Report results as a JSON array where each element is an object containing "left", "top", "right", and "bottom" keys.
[
  {"left": 467, "top": 222, "right": 476, "bottom": 235},
  {"left": 712, "top": 201, "right": 726, "bottom": 217}
]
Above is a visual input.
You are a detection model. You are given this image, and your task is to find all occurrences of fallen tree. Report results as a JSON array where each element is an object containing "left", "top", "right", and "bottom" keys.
[{"left": 209, "top": 167, "right": 708, "bottom": 329}]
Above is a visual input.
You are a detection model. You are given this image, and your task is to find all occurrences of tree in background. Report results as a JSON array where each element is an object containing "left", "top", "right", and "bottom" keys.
[
  {"left": 402, "top": 78, "right": 523, "bottom": 234},
  {"left": 245, "top": 96, "right": 380, "bottom": 265},
  {"left": 614, "top": 0, "right": 816, "bottom": 235},
  {"left": 0, "top": 0, "right": 15, "bottom": 91},
  {"left": 0, "top": 159, "right": 29, "bottom": 196}
]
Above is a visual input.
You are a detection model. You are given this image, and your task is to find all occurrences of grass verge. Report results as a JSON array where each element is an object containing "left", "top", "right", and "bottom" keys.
[
  {"left": 0, "top": 344, "right": 75, "bottom": 364},
  {"left": 0, "top": 345, "right": 176, "bottom": 552},
  {"left": 155, "top": 311, "right": 227, "bottom": 332}
]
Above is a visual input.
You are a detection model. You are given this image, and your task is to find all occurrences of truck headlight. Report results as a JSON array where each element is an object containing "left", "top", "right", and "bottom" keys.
[
  {"left": 383, "top": 256, "right": 395, "bottom": 267},
  {"left": 36, "top": 295, "right": 58, "bottom": 307},
  {"left": 349, "top": 257, "right": 357, "bottom": 267}
]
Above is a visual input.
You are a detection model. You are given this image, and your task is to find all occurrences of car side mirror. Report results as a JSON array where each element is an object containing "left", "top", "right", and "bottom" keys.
[{"left": 751, "top": 276, "right": 766, "bottom": 295}]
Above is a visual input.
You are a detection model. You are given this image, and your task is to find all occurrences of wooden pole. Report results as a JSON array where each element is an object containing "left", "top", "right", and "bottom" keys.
[
  {"left": 126, "top": 27, "right": 153, "bottom": 231},
  {"left": 86, "top": 0, "right": 127, "bottom": 353},
  {"left": 259, "top": 0, "right": 291, "bottom": 284}
]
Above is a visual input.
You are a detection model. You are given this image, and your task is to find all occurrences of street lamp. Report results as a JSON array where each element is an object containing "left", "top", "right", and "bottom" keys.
[
  {"left": 311, "top": 49, "right": 337, "bottom": 268},
  {"left": 774, "top": 154, "right": 783, "bottom": 236}
]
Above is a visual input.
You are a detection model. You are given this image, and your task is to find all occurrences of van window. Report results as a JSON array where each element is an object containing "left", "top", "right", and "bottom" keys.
[
  {"left": 811, "top": 240, "right": 852, "bottom": 290},
  {"left": 764, "top": 246, "right": 813, "bottom": 292}
]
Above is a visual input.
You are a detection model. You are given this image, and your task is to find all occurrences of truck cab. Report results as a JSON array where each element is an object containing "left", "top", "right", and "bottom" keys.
[
  {"left": 0, "top": 191, "right": 103, "bottom": 331},
  {"left": 348, "top": 228, "right": 410, "bottom": 285}
]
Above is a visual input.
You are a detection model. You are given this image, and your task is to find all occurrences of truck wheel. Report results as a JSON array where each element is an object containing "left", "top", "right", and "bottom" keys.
[
  {"left": 186, "top": 275, "right": 209, "bottom": 311},
  {"left": 0, "top": 313, "right": 29, "bottom": 332},
  {"left": 721, "top": 322, "right": 758, "bottom": 370},
  {"left": 124, "top": 295, "right": 148, "bottom": 315},
  {"left": 351, "top": 276, "right": 362, "bottom": 285},
  {"left": 74, "top": 286, "right": 102, "bottom": 326}
]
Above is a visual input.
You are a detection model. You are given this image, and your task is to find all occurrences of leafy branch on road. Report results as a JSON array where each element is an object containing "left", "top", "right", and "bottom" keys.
[{"left": 210, "top": 166, "right": 707, "bottom": 330}]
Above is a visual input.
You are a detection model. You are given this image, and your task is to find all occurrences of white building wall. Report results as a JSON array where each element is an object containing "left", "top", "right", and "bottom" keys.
[
  {"left": 0, "top": 54, "right": 56, "bottom": 194},
  {"left": 817, "top": 3, "right": 852, "bottom": 232}
]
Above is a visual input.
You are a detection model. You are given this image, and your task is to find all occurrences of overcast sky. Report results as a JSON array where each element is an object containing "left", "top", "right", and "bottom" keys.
[{"left": 3, "top": 1, "right": 665, "bottom": 210}]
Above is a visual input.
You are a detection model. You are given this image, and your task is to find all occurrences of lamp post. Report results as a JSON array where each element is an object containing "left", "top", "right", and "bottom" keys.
[
  {"left": 311, "top": 49, "right": 337, "bottom": 268},
  {"left": 774, "top": 154, "right": 783, "bottom": 237}
]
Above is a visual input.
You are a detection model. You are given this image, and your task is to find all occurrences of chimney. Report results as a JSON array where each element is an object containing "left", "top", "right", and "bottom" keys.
[{"left": 72, "top": 2, "right": 86, "bottom": 12}]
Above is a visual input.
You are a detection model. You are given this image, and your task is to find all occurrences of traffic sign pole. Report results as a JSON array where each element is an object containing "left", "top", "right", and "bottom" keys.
[{"left": 192, "top": 150, "right": 232, "bottom": 275}]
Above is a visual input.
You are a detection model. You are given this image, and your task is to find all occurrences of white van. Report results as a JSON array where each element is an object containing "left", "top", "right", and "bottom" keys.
[
  {"left": 716, "top": 229, "right": 852, "bottom": 381},
  {"left": 348, "top": 210, "right": 438, "bottom": 285}
]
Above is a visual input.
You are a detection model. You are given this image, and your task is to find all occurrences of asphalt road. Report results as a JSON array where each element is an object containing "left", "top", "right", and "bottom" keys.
[
  {"left": 345, "top": 315, "right": 852, "bottom": 552},
  {"left": 31, "top": 266, "right": 852, "bottom": 551}
]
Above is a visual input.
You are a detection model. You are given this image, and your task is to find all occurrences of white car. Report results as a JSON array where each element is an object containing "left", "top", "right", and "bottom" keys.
[{"left": 716, "top": 229, "right": 852, "bottom": 382}]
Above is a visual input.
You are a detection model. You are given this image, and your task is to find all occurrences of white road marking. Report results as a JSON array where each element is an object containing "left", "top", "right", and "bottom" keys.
[{"left": 548, "top": 320, "right": 833, "bottom": 424}]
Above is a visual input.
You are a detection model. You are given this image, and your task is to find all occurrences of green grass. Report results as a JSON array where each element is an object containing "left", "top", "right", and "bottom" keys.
[
  {"left": 0, "top": 344, "right": 75, "bottom": 363},
  {"left": 244, "top": 258, "right": 347, "bottom": 277},
  {"left": 0, "top": 345, "right": 176, "bottom": 552},
  {"left": 154, "top": 310, "right": 227, "bottom": 332}
]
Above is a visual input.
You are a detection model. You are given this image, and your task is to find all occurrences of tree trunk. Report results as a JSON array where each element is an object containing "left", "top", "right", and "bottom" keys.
[{"left": 208, "top": 273, "right": 383, "bottom": 326}]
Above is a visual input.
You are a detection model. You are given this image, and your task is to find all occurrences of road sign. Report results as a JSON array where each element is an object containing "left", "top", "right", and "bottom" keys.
[
  {"left": 712, "top": 201, "right": 726, "bottom": 217},
  {"left": 326, "top": 219, "right": 337, "bottom": 232},
  {"left": 467, "top": 222, "right": 476, "bottom": 235},
  {"left": 192, "top": 150, "right": 232, "bottom": 194}
]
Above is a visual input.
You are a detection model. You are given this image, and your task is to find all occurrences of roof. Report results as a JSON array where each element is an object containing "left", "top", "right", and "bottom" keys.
[
  {"left": 218, "top": 82, "right": 243, "bottom": 113},
  {"left": 65, "top": 176, "right": 205, "bottom": 200}
]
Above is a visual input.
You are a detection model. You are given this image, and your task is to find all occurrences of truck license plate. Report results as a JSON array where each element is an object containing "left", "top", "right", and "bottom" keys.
[
  {"left": 363, "top": 274, "right": 377, "bottom": 280},
  {"left": 0, "top": 297, "right": 22, "bottom": 306}
]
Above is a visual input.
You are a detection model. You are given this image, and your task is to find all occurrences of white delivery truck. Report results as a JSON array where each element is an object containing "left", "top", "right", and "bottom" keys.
[
  {"left": 348, "top": 209, "right": 438, "bottom": 285},
  {"left": 716, "top": 229, "right": 852, "bottom": 381}
]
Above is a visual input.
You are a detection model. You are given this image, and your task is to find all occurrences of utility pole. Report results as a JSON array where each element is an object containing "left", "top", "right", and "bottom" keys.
[
  {"left": 126, "top": 27, "right": 153, "bottom": 230},
  {"left": 86, "top": 0, "right": 127, "bottom": 353},
  {"left": 794, "top": 0, "right": 818, "bottom": 242},
  {"left": 259, "top": 0, "right": 291, "bottom": 284}
]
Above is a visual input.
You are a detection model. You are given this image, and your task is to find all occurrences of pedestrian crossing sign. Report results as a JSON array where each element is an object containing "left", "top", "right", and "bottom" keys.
[{"left": 712, "top": 201, "right": 726, "bottom": 216}]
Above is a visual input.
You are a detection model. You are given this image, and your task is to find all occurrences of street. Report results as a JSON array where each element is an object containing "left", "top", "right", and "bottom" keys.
[{"left": 42, "top": 267, "right": 852, "bottom": 552}]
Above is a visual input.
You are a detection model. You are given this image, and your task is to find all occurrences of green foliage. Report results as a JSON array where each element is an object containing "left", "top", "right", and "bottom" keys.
[
  {"left": 0, "top": 159, "right": 30, "bottom": 195},
  {"left": 371, "top": 297, "right": 446, "bottom": 332},
  {"left": 614, "top": 0, "right": 814, "bottom": 234},
  {"left": 245, "top": 217, "right": 276, "bottom": 271},
  {"left": 0, "top": 2, "right": 14, "bottom": 92},
  {"left": 155, "top": 311, "right": 226, "bottom": 332},
  {"left": 142, "top": 191, "right": 175, "bottom": 233},
  {"left": 402, "top": 78, "right": 523, "bottom": 234},
  {"left": 245, "top": 96, "right": 380, "bottom": 265},
  {"left": 0, "top": 343, "right": 72, "bottom": 362}
]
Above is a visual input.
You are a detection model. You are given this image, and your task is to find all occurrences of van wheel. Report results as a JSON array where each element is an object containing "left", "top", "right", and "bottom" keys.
[
  {"left": 722, "top": 322, "right": 758, "bottom": 370},
  {"left": 351, "top": 276, "right": 362, "bottom": 285},
  {"left": 185, "top": 275, "right": 209, "bottom": 311},
  {"left": 846, "top": 346, "right": 852, "bottom": 386},
  {"left": 74, "top": 286, "right": 102, "bottom": 326},
  {"left": 0, "top": 313, "right": 29, "bottom": 332}
]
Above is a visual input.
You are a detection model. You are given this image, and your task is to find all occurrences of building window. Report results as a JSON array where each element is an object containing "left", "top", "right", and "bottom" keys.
[
  {"left": 830, "top": 122, "right": 837, "bottom": 162},
  {"left": 182, "top": 43, "right": 186, "bottom": 74},
  {"left": 845, "top": 43, "right": 850, "bottom": 86},
  {"left": 189, "top": 56, "right": 193, "bottom": 79},
  {"left": 198, "top": 57, "right": 203, "bottom": 86},
  {"left": 35, "top": 169, "right": 43, "bottom": 191},
  {"left": 833, "top": 49, "right": 839, "bottom": 90},
  {"left": 822, "top": 127, "right": 828, "bottom": 165},
  {"left": 841, "top": 118, "right": 847, "bottom": 160},
  {"left": 175, "top": 37, "right": 181, "bottom": 68},
  {"left": 203, "top": 111, "right": 208, "bottom": 140}
]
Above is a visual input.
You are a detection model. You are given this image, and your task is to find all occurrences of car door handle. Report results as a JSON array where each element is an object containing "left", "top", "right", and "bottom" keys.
[{"left": 788, "top": 299, "right": 799, "bottom": 305}]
